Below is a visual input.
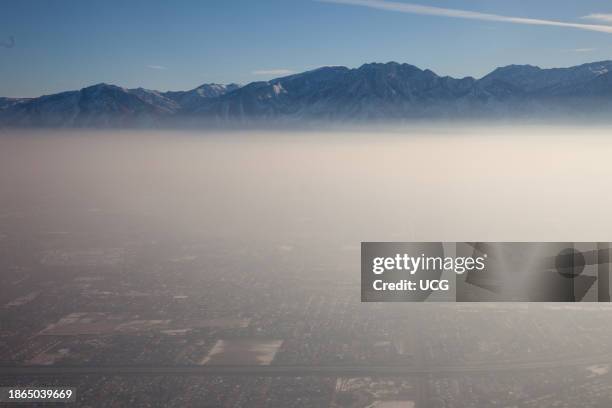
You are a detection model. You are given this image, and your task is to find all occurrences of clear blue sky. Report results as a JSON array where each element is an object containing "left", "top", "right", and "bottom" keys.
[{"left": 1, "top": 0, "right": 612, "bottom": 97}]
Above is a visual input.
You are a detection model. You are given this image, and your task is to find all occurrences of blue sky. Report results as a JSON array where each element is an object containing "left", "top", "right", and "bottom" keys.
[{"left": 1, "top": 0, "right": 612, "bottom": 97}]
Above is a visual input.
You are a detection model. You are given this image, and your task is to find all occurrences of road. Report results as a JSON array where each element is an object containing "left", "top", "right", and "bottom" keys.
[{"left": 3, "top": 353, "right": 612, "bottom": 377}]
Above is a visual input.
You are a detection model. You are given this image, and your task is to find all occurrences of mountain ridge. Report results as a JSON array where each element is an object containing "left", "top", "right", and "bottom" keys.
[{"left": 2, "top": 60, "right": 612, "bottom": 127}]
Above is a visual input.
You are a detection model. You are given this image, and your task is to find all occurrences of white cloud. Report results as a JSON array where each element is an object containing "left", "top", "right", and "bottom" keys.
[
  {"left": 570, "top": 48, "right": 596, "bottom": 52},
  {"left": 147, "top": 65, "right": 168, "bottom": 70},
  {"left": 583, "top": 13, "right": 612, "bottom": 24},
  {"left": 319, "top": 0, "right": 612, "bottom": 34},
  {"left": 252, "top": 69, "right": 295, "bottom": 76}
]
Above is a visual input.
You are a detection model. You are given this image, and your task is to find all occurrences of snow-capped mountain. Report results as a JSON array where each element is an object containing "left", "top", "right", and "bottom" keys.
[
  {"left": 0, "top": 82, "right": 239, "bottom": 127},
  {"left": 164, "top": 83, "right": 241, "bottom": 111},
  {"left": 479, "top": 61, "right": 612, "bottom": 96},
  {"left": 1, "top": 84, "right": 175, "bottom": 127},
  {"left": 2, "top": 61, "right": 612, "bottom": 127},
  {"left": 194, "top": 63, "right": 482, "bottom": 120}
]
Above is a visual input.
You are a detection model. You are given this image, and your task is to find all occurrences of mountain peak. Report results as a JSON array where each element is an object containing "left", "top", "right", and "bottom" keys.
[
  {"left": 84, "top": 83, "right": 122, "bottom": 91},
  {"left": 359, "top": 61, "right": 422, "bottom": 71},
  {"left": 484, "top": 64, "right": 541, "bottom": 78},
  {"left": 161, "top": 83, "right": 241, "bottom": 111}
]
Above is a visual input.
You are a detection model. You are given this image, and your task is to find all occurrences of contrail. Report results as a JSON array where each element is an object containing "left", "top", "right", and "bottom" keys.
[{"left": 319, "top": 0, "right": 612, "bottom": 34}]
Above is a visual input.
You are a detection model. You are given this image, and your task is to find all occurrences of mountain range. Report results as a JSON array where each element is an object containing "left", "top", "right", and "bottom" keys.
[{"left": 2, "top": 61, "right": 612, "bottom": 127}]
